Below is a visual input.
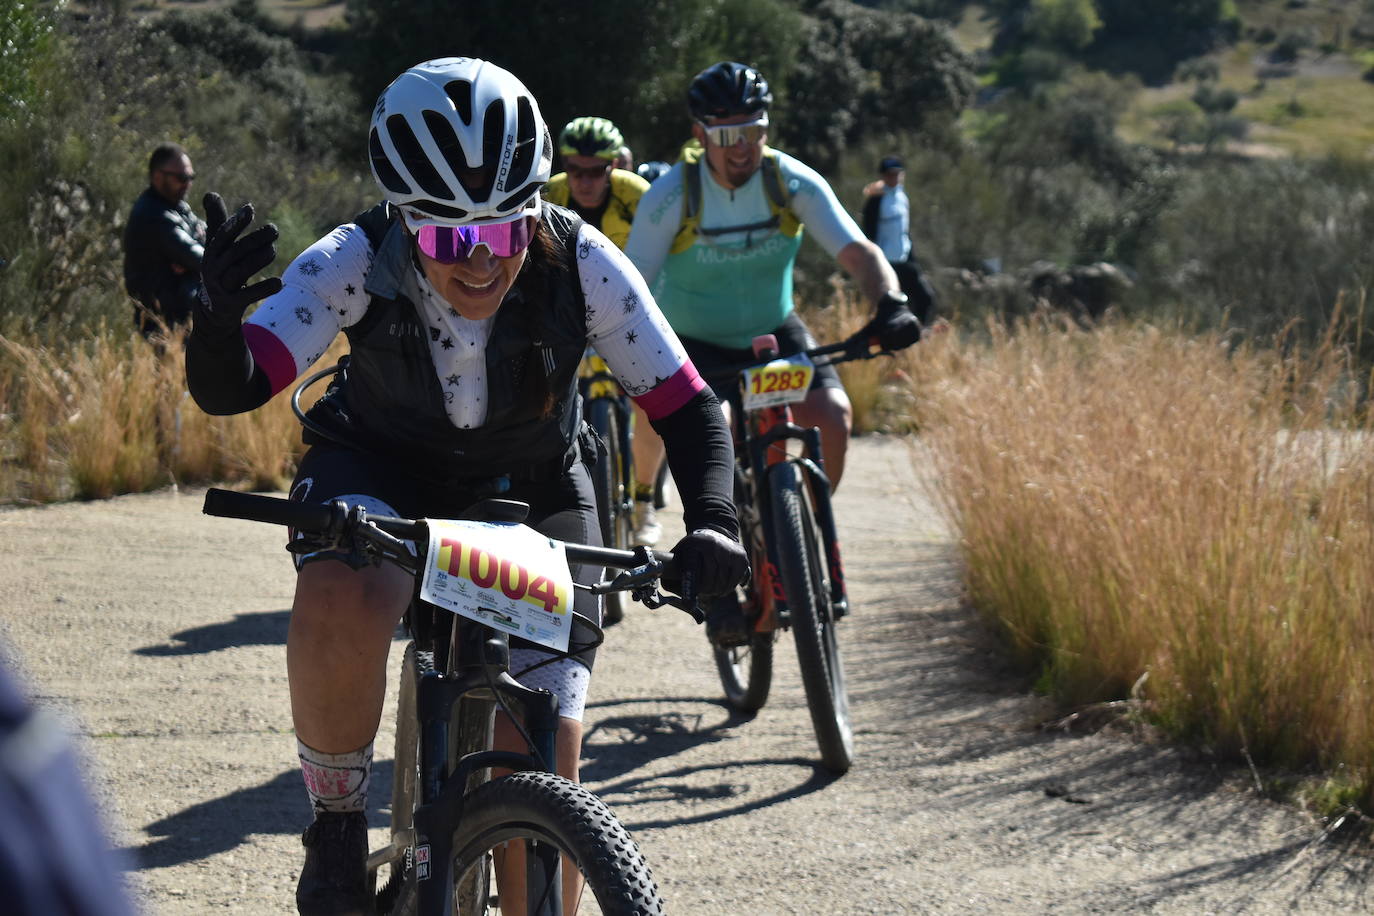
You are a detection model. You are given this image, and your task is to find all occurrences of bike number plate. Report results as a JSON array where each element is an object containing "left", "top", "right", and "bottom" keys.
[
  {"left": 741, "top": 353, "right": 815, "bottom": 410},
  {"left": 420, "top": 519, "right": 574, "bottom": 652}
]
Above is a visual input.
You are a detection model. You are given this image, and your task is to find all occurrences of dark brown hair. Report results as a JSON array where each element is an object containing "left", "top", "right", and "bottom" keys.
[
  {"left": 509, "top": 215, "right": 574, "bottom": 419},
  {"left": 148, "top": 143, "right": 188, "bottom": 177}
]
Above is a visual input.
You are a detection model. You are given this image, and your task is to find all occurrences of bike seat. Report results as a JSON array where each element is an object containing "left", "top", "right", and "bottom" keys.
[{"left": 464, "top": 498, "right": 530, "bottom": 524}]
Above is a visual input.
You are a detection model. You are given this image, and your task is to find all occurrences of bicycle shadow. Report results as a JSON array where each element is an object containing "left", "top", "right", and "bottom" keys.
[
  {"left": 593, "top": 757, "right": 838, "bottom": 831},
  {"left": 133, "top": 609, "right": 291, "bottom": 656},
  {"left": 579, "top": 695, "right": 753, "bottom": 784},
  {"left": 126, "top": 760, "right": 396, "bottom": 868}
]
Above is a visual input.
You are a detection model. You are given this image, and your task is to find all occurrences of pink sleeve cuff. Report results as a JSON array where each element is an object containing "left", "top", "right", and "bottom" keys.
[
  {"left": 631, "top": 363, "right": 709, "bottom": 420},
  {"left": 243, "top": 323, "right": 298, "bottom": 397}
]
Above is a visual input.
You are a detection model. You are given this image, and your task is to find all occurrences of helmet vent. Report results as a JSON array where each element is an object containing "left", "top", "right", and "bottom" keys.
[
  {"left": 407, "top": 199, "right": 470, "bottom": 221},
  {"left": 443, "top": 79, "right": 473, "bottom": 125},
  {"left": 386, "top": 113, "right": 449, "bottom": 199},
  {"left": 369, "top": 128, "right": 411, "bottom": 195},
  {"left": 423, "top": 109, "right": 473, "bottom": 180},
  {"left": 497, "top": 182, "right": 541, "bottom": 214},
  {"left": 508, "top": 97, "right": 536, "bottom": 190}
]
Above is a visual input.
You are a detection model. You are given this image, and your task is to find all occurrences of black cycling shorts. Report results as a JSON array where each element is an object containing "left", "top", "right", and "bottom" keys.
[
  {"left": 288, "top": 444, "right": 604, "bottom": 669},
  {"left": 679, "top": 311, "right": 844, "bottom": 409}
]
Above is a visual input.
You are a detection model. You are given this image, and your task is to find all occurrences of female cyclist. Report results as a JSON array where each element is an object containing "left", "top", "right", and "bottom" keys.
[{"left": 185, "top": 57, "right": 747, "bottom": 915}]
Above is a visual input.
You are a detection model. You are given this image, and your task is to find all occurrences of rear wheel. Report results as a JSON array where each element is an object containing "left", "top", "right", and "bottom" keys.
[
  {"left": 769, "top": 460, "right": 853, "bottom": 773},
  {"left": 587, "top": 397, "right": 631, "bottom": 625}
]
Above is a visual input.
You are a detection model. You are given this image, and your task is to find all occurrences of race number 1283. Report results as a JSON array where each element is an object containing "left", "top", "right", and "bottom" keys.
[{"left": 742, "top": 352, "right": 815, "bottom": 409}]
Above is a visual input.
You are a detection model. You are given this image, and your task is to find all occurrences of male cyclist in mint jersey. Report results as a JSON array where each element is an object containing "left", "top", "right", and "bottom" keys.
[
  {"left": 624, "top": 61, "right": 921, "bottom": 646},
  {"left": 543, "top": 116, "right": 650, "bottom": 251},
  {"left": 186, "top": 58, "right": 746, "bottom": 915}
]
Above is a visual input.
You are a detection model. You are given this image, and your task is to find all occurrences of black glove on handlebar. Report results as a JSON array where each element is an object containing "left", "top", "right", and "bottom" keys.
[
  {"left": 665, "top": 528, "right": 749, "bottom": 600},
  {"left": 865, "top": 290, "right": 922, "bottom": 351},
  {"left": 195, "top": 192, "right": 282, "bottom": 337}
]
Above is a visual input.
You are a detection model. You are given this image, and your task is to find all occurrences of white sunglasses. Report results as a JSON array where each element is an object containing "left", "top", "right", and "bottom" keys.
[{"left": 698, "top": 115, "right": 769, "bottom": 147}]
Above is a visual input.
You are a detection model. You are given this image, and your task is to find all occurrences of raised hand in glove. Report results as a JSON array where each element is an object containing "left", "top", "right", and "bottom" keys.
[
  {"left": 665, "top": 528, "right": 750, "bottom": 601},
  {"left": 196, "top": 192, "right": 282, "bottom": 335},
  {"left": 863, "top": 290, "right": 922, "bottom": 351}
]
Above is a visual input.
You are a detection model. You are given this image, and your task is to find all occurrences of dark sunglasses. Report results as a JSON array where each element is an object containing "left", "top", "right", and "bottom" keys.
[
  {"left": 564, "top": 161, "right": 613, "bottom": 180},
  {"left": 159, "top": 169, "right": 196, "bottom": 183}
]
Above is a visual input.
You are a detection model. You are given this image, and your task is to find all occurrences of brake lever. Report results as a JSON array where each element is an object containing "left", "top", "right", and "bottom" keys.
[{"left": 634, "top": 586, "right": 705, "bottom": 623}]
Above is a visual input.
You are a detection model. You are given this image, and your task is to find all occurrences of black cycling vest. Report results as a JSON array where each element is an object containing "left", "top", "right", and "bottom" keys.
[{"left": 305, "top": 202, "right": 589, "bottom": 480}]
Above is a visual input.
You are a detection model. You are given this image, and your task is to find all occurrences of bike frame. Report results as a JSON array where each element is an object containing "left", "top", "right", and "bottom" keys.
[
  {"left": 405, "top": 609, "right": 568, "bottom": 916},
  {"left": 732, "top": 337, "right": 867, "bottom": 632},
  {"left": 202, "top": 487, "right": 691, "bottom": 916},
  {"left": 578, "top": 355, "right": 635, "bottom": 531}
]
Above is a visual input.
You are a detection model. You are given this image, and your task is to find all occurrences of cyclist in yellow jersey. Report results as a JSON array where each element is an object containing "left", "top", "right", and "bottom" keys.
[{"left": 543, "top": 116, "right": 649, "bottom": 251}]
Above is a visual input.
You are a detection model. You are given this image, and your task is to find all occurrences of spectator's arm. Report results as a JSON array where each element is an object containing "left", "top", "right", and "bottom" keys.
[{"left": 155, "top": 210, "right": 205, "bottom": 272}]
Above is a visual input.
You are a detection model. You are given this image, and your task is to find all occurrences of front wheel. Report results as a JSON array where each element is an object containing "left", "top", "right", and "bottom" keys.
[
  {"left": 398, "top": 771, "right": 663, "bottom": 915},
  {"left": 713, "top": 630, "right": 774, "bottom": 712},
  {"left": 770, "top": 460, "right": 854, "bottom": 773}
]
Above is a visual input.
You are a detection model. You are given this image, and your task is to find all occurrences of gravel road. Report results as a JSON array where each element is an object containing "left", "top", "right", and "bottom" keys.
[{"left": 0, "top": 435, "right": 1369, "bottom": 914}]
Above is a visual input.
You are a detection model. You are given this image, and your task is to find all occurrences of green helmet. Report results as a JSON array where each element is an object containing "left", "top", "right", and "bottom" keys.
[{"left": 558, "top": 116, "right": 625, "bottom": 160}]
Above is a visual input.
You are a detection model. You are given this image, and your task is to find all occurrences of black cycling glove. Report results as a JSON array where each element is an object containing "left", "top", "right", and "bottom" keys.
[
  {"left": 195, "top": 192, "right": 283, "bottom": 336},
  {"left": 665, "top": 528, "right": 750, "bottom": 600},
  {"left": 864, "top": 290, "right": 922, "bottom": 351}
]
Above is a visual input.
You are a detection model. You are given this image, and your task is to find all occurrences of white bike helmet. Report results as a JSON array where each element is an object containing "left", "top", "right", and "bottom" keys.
[{"left": 368, "top": 57, "right": 551, "bottom": 227}]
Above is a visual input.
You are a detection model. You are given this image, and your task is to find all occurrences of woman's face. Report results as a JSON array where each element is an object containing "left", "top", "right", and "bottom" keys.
[{"left": 414, "top": 233, "right": 528, "bottom": 321}]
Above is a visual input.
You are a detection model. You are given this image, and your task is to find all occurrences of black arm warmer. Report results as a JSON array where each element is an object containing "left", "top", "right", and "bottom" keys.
[
  {"left": 184, "top": 323, "right": 273, "bottom": 416},
  {"left": 649, "top": 388, "right": 739, "bottom": 541}
]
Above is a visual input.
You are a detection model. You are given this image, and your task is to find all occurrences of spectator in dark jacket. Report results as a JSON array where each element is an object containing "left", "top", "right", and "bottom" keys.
[
  {"left": 122, "top": 143, "right": 206, "bottom": 338},
  {"left": 861, "top": 155, "right": 937, "bottom": 325}
]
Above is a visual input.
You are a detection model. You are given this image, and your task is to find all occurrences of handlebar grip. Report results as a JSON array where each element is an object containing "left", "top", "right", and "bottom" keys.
[{"left": 203, "top": 488, "right": 336, "bottom": 532}]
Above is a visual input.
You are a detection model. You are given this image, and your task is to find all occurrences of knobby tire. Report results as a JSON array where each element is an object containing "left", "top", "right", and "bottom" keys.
[
  {"left": 391, "top": 771, "right": 663, "bottom": 915},
  {"left": 770, "top": 460, "right": 854, "bottom": 773}
]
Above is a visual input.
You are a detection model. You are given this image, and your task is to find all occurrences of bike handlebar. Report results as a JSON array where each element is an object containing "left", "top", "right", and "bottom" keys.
[
  {"left": 702, "top": 329, "right": 891, "bottom": 383},
  {"left": 202, "top": 487, "right": 685, "bottom": 594}
]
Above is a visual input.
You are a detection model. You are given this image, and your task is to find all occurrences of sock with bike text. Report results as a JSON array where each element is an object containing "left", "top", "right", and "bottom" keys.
[
  {"left": 634, "top": 483, "right": 654, "bottom": 502},
  {"left": 298, "top": 739, "right": 372, "bottom": 814}
]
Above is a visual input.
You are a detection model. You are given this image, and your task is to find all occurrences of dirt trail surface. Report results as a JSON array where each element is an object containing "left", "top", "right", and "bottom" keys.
[{"left": 1, "top": 436, "right": 1370, "bottom": 914}]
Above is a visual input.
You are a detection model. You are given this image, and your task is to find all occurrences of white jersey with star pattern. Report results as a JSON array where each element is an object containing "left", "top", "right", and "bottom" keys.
[{"left": 243, "top": 220, "right": 702, "bottom": 427}]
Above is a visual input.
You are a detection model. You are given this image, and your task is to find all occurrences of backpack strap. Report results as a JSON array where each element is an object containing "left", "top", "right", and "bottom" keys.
[{"left": 671, "top": 147, "right": 800, "bottom": 254}]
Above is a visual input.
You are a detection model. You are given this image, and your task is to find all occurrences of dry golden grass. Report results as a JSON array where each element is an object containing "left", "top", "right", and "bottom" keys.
[
  {"left": 916, "top": 316, "right": 1374, "bottom": 806},
  {"left": 798, "top": 286, "right": 926, "bottom": 434},
  {"left": 0, "top": 325, "right": 345, "bottom": 502}
]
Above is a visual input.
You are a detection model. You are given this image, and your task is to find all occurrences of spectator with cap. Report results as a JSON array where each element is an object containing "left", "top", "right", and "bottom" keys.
[{"left": 862, "top": 155, "right": 937, "bottom": 325}]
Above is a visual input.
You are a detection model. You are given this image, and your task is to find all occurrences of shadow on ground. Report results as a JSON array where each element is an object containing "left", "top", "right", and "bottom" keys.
[
  {"left": 128, "top": 760, "right": 395, "bottom": 868},
  {"left": 134, "top": 610, "right": 291, "bottom": 656}
]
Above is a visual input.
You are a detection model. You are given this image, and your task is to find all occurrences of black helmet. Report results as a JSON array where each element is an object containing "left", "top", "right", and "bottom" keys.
[
  {"left": 687, "top": 61, "right": 772, "bottom": 121},
  {"left": 636, "top": 160, "right": 671, "bottom": 184}
]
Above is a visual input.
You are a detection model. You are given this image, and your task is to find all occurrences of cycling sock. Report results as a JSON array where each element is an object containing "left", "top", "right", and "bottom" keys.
[
  {"left": 634, "top": 483, "right": 654, "bottom": 502},
  {"left": 298, "top": 739, "right": 372, "bottom": 815}
]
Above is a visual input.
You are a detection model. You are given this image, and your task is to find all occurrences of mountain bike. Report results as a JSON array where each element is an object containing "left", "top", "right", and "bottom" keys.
[
  {"left": 579, "top": 353, "right": 634, "bottom": 626},
  {"left": 709, "top": 331, "right": 887, "bottom": 774},
  {"left": 203, "top": 487, "right": 698, "bottom": 915}
]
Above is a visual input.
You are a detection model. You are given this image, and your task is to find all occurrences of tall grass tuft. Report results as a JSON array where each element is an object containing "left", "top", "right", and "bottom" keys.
[
  {"left": 918, "top": 316, "right": 1374, "bottom": 807},
  {"left": 0, "top": 326, "right": 343, "bottom": 502},
  {"left": 798, "top": 287, "right": 924, "bottom": 435}
]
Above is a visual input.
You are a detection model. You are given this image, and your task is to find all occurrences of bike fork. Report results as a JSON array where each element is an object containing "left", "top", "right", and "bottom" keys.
[{"left": 795, "top": 446, "right": 850, "bottom": 620}]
